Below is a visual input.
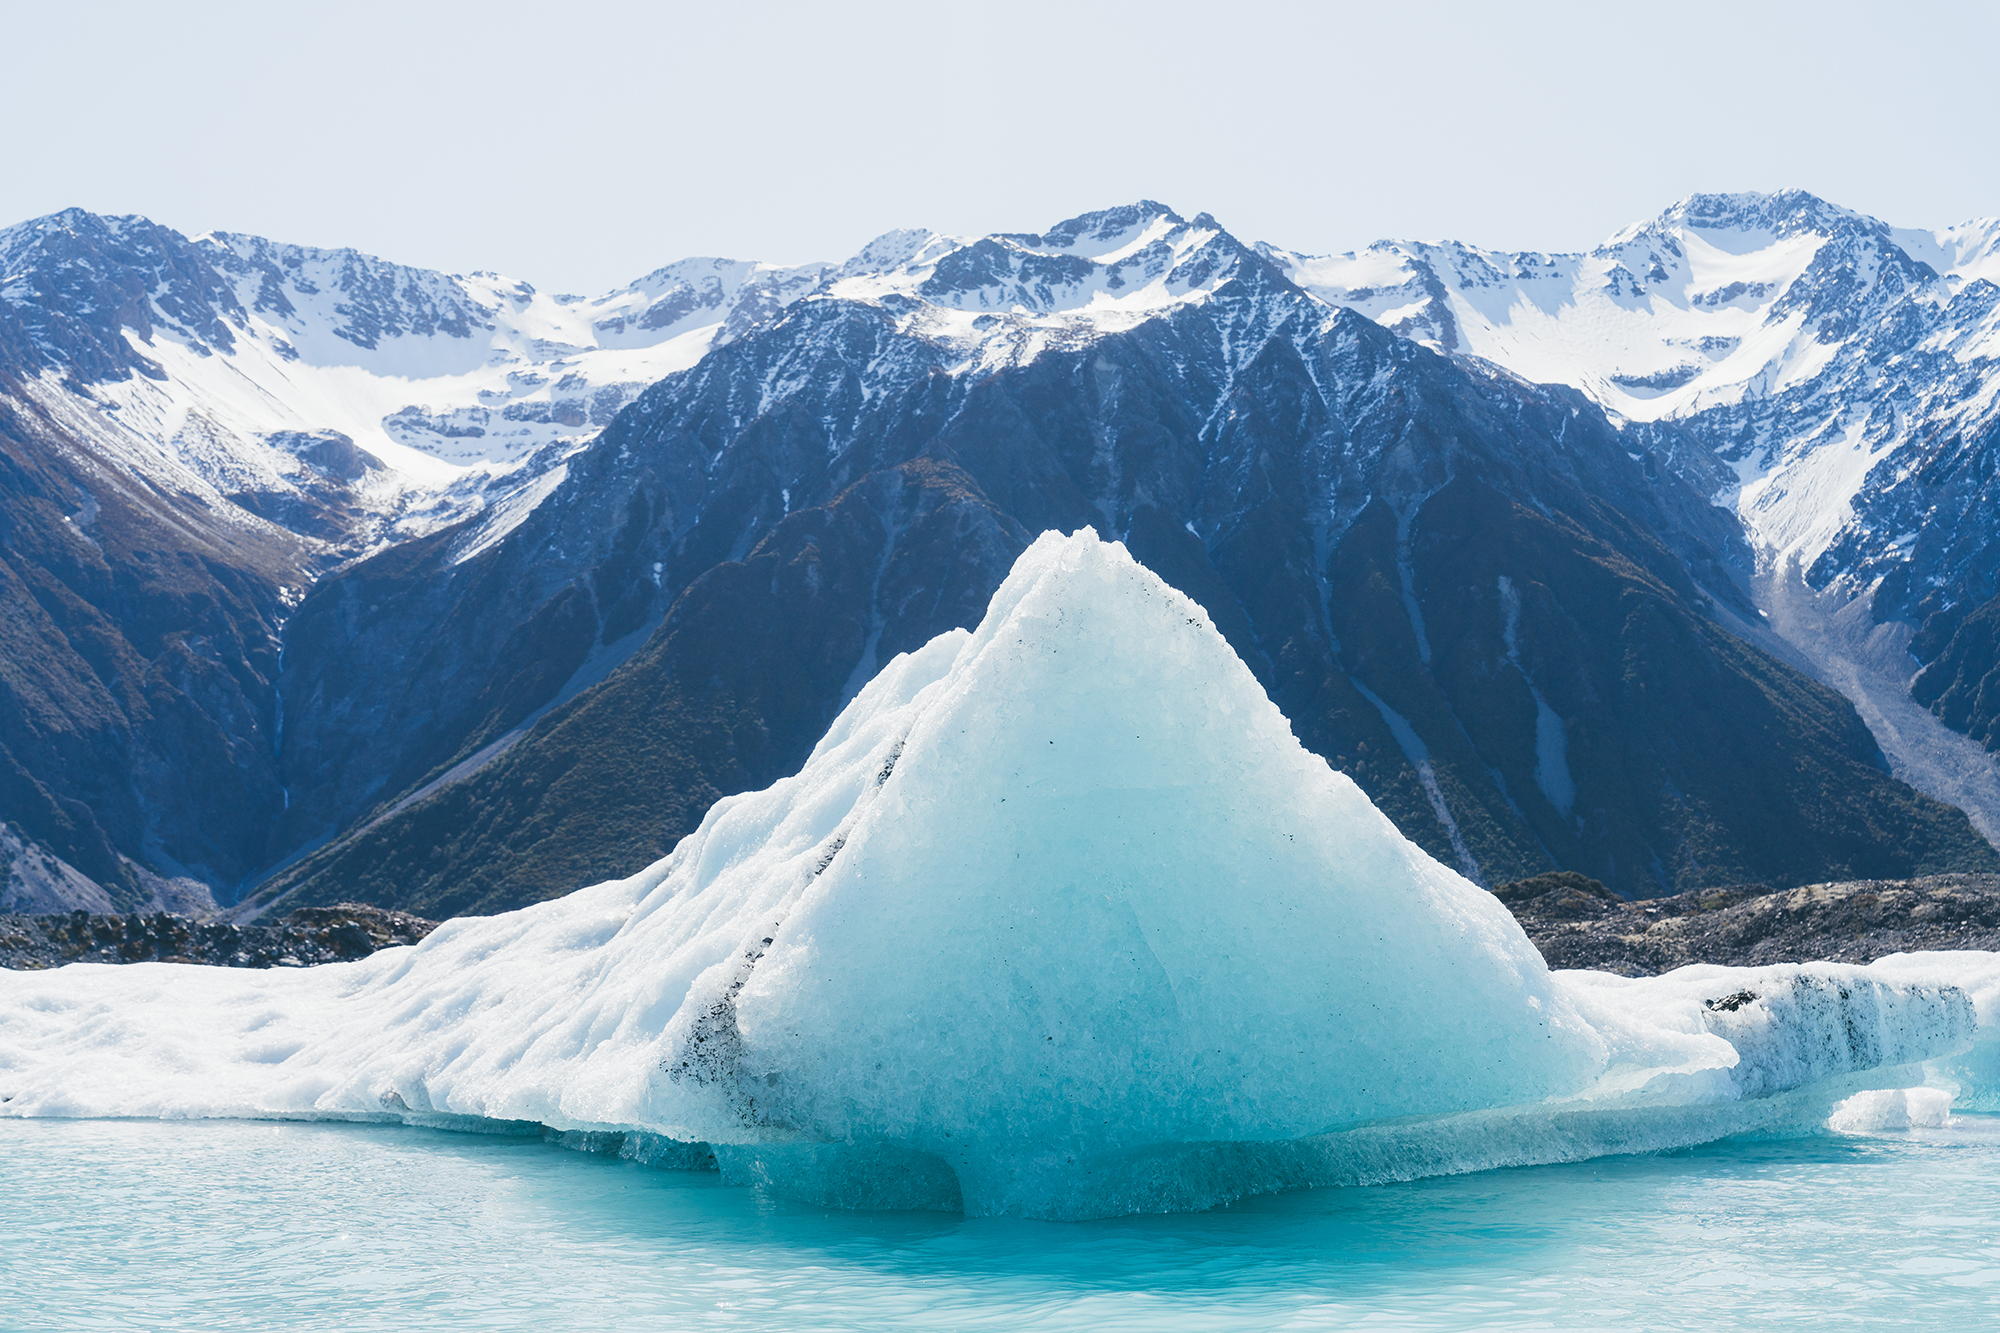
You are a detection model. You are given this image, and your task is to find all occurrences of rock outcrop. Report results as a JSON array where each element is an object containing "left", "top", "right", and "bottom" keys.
[{"left": 1503, "top": 871, "right": 2000, "bottom": 974}]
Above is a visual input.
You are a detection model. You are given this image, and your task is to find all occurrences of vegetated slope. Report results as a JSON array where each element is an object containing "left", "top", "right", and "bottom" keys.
[{"left": 255, "top": 205, "right": 1995, "bottom": 915}]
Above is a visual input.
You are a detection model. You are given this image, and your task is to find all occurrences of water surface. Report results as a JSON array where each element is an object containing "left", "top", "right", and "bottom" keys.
[{"left": 5, "top": 1117, "right": 1998, "bottom": 1330}]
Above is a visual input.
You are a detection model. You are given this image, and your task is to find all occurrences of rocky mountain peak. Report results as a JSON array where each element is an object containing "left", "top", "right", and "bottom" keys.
[
  {"left": 816, "top": 202, "right": 1286, "bottom": 332},
  {"left": 1650, "top": 189, "right": 1867, "bottom": 242},
  {"left": 194, "top": 231, "right": 495, "bottom": 351},
  {"left": 1000, "top": 199, "right": 1187, "bottom": 254},
  {"left": 0, "top": 208, "right": 244, "bottom": 381}
]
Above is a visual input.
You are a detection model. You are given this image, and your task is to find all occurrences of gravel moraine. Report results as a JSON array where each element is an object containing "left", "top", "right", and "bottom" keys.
[
  {"left": 1500, "top": 871, "right": 2000, "bottom": 975},
  {"left": 0, "top": 903, "right": 438, "bottom": 970},
  {"left": 9, "top": 877, "right": 2000, "bottom": 977}
]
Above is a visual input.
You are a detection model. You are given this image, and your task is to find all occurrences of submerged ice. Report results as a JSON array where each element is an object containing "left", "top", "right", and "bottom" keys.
[{"left": 0, "top": 531, "right": 1993, "bottom": 1217}]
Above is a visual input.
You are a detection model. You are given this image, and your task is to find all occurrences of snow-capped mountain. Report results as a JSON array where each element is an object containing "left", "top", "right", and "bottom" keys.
[
  {"left": 0, "top": 209, "right": 832, "bottom": 910},
  {"left": 5, "top": 195, "right": 1998, "bottom": 922},
  {"left": 0, "top": 209, "right": 830, "bottom": 555},
  {"left": 823, "top": 202, "right": 1259, "bottom": 324},
  {"left": 250, "top": 201, "right": 1991, "bottom": 921},
  {"left": 1262, "top": 191, "right": 2000, "bottom": 611},
  {"left": 1258, "top": 191, "right": 2000, "bottom": 837}
]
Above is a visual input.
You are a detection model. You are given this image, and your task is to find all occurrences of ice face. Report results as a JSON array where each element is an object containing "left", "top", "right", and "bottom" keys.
[
  {"left": 1863, "top": 951, "right": 2000, "bottom": 1112},
  {"left": 728, "top": 530, "right": 1607, "bottom": 1196},
  {"left": 0, "top": 530, "right": 1986, "bottom": 1218}
]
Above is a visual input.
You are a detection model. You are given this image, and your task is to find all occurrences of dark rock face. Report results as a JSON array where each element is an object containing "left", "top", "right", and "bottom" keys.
[
  {"left": 257, "top": 217, "right": 1996, "bottom": 913},
  {"left": 0, "top": 211, "right": 452, "bottom": 906},
  {"left": 1503, "top": 873, "right": 2000, "bottom": 975},
  {"left": 1370, "top": 478, "right": 1996, "bottom": 892},
  {"left": 249, "top": 458, "right": 1030, "bottom": 918},
  {"left": 0, "top": 902, "right": 436, "bottom": 970},
  {"left": 268, "top": 430, "right": 383, "bottom": 483},
  {"left": 0, "top": 389, "right": 302, "bottom": 902},
  {"left": 1914, "top": 592, "right": 2000, "bottom": 754}
]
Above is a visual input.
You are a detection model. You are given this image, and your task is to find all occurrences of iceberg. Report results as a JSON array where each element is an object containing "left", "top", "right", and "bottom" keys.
[{"left": 0, "top": 530, "right": 1992, "bottom": 1218}]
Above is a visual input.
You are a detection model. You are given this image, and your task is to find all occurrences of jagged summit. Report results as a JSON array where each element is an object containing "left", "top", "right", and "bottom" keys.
[
  {"left": 194, "top": 229, "right": 498, "bottom": 351},
  {"left": 992, "top": 199, "right": 1184, "bottom": 251},
  {"left": 0, "top": 205, "right": 161, "bottom": 258},
  {"left": 1639, "top": 188, "right": 1873, "bottom": 243},
  {"left": 0, "top": 207, "right": 248, "bottom": 378},
  {"left": 814, "top": 200, "right": 1290, "bottom": 325}
]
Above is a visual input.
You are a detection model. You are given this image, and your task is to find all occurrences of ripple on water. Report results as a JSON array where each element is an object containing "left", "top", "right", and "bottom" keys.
[{"left": 4, "top": 1116, "right": 1999, "bottom": 1331}]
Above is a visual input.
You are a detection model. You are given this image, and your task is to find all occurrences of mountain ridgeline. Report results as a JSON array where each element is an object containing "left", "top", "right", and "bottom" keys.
[{"left": 1, "top": 198, "right": 1997, "bottom": 918}]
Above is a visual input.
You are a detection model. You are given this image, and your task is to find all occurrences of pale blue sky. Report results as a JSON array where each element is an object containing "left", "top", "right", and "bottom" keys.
[{"left": 7, "top": 0, "right": 1996, "bottom": 293}]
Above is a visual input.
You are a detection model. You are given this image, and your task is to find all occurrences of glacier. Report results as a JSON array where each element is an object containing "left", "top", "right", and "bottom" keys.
[{"left": 0, "top": 530, "right": 1994, "bottom": 1219}]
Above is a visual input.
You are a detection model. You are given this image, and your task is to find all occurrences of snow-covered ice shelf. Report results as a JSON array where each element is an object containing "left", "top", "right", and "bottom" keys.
[{"left": 1, "top": 532, "right": 1994, "bottom": 1217}]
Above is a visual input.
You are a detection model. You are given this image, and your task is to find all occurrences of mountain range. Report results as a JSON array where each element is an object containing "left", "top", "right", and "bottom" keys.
[{"left": 3, "top": 192, "right": 1997, "bottom": 917}]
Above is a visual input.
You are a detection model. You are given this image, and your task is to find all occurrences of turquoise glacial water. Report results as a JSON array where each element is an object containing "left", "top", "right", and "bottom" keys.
[{"left": 5, "top": 1117, "right": 1999, "bottom": 1331}]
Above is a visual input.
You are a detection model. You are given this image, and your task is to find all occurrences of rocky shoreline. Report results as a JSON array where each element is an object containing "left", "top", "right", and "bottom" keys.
[
  {"left": 8, "top": 875, "right": 2000, "bottom": 977},
  {"left": 0, "top": 903, "right": 438, "bottom": 970},
  {"left": 1499, "top": 871, "right": 2000, "bottom": 975}
]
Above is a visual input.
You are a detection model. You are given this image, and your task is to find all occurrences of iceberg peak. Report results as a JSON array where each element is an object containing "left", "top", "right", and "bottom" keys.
[{"left": 726, "top": 530, "right": 1606, "bottom": 1189}]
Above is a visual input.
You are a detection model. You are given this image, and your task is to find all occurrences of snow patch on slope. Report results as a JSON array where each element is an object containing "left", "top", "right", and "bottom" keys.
[{"left": 1499, "top": 576, "right": 1575, "bottom": 819}]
